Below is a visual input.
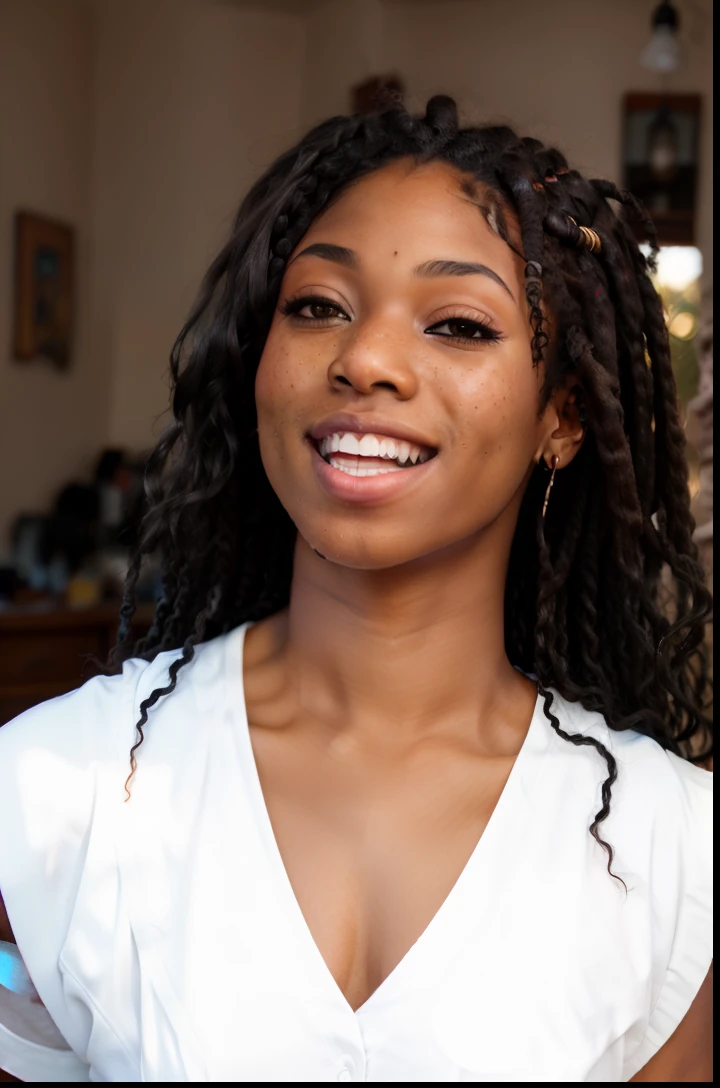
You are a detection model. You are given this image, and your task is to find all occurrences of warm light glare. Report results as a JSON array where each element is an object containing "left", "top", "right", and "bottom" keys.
[
  {"left": 642, "top": 245, "right": 703, "bottom": 292},
  {"left": 668, "top": 311, "right": 696, "bottom": 340}
]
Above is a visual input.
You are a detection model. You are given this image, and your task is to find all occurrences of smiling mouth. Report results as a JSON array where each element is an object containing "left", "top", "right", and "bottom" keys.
[{"left": 312, "top": 431, "right": 437, "bottom": 477}]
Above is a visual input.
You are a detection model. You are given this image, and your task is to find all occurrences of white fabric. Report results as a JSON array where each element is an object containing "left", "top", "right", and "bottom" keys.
[{"left": 0, "top": 622, "right": 712, "bottom": 1083}]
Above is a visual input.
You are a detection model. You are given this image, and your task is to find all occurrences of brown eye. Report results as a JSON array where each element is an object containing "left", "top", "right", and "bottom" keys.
[
  {"left": 445, "top": 319, "right": 482, "bottom": 339},
  {"left": 308, "top": 301, "right": 340, "bottom": 320},
  {"left": 424, "top": 315, "right": 502, "bottom": 346},
  {"left": 280, "top": 295, "right": 350, "bottom": 323}
]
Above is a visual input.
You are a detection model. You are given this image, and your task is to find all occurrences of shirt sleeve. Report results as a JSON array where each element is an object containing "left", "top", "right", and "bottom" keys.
[
  {"left": 0, "top": 663, "right": 147, "bottom": 1082},
  {"left": 0, "top": 987, "right": 89, "bottom": 1081},
  {"left": 622, "top": 752, "right": 713, "bottom": 1080}
]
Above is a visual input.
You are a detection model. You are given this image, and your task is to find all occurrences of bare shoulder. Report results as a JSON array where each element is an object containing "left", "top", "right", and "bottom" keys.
[
  {"left": 630, "top": 965, "right": 713, "bottom": 1082},
  {"left": 243, "top": 610, "right": 289, "bottom": 672}
]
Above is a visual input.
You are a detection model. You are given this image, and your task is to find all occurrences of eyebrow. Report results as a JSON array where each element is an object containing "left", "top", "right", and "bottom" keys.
[
  {"left": 414, "top": 259, "right": 514, "bottom": 299},
  {"left": 289, "top": 243, "right": 358, "bottom": 269},
  {"left": 289, "top": 244, "right": 514, "bottom": 301}
]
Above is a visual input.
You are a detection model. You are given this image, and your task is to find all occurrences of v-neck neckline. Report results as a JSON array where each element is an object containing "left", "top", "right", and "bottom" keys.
[{"left": 227, "top": 621, "right": 545, "bottom": 1018}]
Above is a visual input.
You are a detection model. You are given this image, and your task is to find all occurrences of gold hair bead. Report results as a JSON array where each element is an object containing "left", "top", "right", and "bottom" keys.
[
  {"left": 568, "top": 216, "right": 601, "bottom": 254},
  {"left": 581, "top": 225, "right": 602, "bottom": 253}
]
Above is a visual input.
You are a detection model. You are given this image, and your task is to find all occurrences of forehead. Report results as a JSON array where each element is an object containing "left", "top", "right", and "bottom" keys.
[{"left": 300, "top": 158, "right": 524, "bottom": 289}]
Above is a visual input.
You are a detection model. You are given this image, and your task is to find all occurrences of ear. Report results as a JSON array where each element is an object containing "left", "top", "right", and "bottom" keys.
[{"left": 536, "top": 375, "right": 586, "bottom": 470}]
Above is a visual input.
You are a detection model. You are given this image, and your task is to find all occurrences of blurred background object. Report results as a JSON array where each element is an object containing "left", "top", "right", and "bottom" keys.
[
  {"left": 622, "top": 92, "right": 700, "bottom": 244},
  {"left": 13, "top": 212, "right": 75, "bottom": 370},
  {"left": 0, "top": 0, "right": 713, "bottom": 732},
  {"left": 685, "top": 283, "right": 712, "bottom": 594},
  {"left": 5, "top": 446, "right": 151, "bottom": 610},
  {"left": 640, "top": 1, "right": 683, "bottom": 74}
]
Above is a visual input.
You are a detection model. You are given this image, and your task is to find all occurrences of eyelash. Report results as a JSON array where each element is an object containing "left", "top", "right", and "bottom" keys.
[
  {"left": 280, "top": 294, "right": 503, "bottom": 347},
  {"left": 280, "top": 295, "right": 350, "bottom": 324},
  {"left": 425, "top": 313, "right": 503, "bottom": 346}
]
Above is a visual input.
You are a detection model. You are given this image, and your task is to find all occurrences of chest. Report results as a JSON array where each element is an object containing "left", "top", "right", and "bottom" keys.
[{"left": 249, "top": 720, "right": 516, "bottom": 1012}]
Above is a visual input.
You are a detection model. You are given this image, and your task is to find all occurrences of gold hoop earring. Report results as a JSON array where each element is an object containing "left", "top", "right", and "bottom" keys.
[{"left": 542, "top": 455, "right": 559, "bottom": 520}]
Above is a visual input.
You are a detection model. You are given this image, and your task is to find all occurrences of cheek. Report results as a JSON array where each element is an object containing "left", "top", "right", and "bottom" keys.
[
  {"left": 254, "top": 338, "right": 298, "bottom": 494},
  {"left": 255, "top": 327, "right": 332, "bottom": 505},
  {"left": 449, "top": 347, "right": 542, "bottom": 467},
  {"left": 255, "top": 333, "right": 294, "bottom": 422},
  {"left": 255, "top": 328, "right": 317, "bottom": 439}
]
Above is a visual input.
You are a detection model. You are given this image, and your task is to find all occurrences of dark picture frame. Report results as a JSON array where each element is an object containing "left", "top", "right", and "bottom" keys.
[
  {"left": 622, "top": 93, "right": 701, "bottom": 246},
  {"left": 13, "top": 211, "right": 75, "bottom": 370}
]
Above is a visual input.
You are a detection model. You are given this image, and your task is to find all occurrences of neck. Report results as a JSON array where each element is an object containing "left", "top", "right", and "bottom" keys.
[{"left": 272, "top": 517, "right": 529, "bottom": 743}]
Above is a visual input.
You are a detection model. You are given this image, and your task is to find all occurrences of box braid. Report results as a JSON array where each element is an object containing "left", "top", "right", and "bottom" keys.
[{"left": 107, "top": 96, "right": 711, "bottom": 880}]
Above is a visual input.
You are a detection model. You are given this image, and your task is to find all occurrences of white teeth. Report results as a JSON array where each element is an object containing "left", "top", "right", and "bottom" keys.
[
  {"left": 327, "top": 457, "right": 404, "bottom": 476},
  {"left": 378, "top": 437, "right": 397, "bottom": 460},
  {"left": 358, "top": 434, "right": 380, "bottom": 457},
  {"left": 318, "top": 431, "right": 431, "bottom": 465},
  {"left": 338, "top": 433, "right": 359, "bottom": 454}
]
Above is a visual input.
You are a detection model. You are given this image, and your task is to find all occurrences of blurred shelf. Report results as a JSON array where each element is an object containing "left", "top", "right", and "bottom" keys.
[
  {"left": 0, "top": 602, "right": 154, "bottom": 630},
  {"left": 0, "top": 603, "right": 154, "bottom": 726}
]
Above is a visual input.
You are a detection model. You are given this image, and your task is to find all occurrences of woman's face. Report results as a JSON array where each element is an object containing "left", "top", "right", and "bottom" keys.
[{"left": 256, "top": 159, "right": 557, "bottom": 570}]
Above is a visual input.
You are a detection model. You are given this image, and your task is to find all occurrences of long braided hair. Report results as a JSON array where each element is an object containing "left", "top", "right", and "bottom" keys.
[{"left": 110, "top": 96, "right": 712, "bottom": 878}]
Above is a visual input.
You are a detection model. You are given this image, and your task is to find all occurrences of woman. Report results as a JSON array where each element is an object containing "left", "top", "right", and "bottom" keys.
[{"left": 0, "top": 96, "right": 712, "bottom": 1082}]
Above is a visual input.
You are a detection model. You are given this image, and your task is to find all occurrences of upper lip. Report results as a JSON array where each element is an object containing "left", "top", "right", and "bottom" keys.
[{"left": 308, "top": 413, "right": 438, "bottom": 451}]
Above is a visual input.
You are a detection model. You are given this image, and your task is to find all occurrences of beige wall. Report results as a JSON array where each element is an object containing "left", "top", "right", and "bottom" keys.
[
  {"left": 303, "top": 0, "right": 387, "bottom": 125},
  {"left": 0, "top": 0, "right": 105, "bottom": 559},
  {"left": 0, "top": 0, "right": 305, "bottom": 556},
  {"left": 92, "top": 0, "right": 306, "bottom": 451}
]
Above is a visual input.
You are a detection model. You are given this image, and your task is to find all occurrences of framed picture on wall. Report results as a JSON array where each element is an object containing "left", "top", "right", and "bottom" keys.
[
  {"left": 13, "top": 211, "right": 75, "bottom": 369},
  {"left": 622, "top": 93, "right": 701, "bottom": 246}
]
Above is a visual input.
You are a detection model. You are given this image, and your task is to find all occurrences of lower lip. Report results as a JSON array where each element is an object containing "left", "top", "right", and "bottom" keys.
[{"left": 309, "top": 442, "right": 438, "bottom": 505}]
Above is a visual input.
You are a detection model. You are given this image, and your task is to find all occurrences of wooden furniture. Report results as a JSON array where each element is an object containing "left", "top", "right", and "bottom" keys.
[{"left": 0, "top": 603, "right": 153, "bottom": 726}]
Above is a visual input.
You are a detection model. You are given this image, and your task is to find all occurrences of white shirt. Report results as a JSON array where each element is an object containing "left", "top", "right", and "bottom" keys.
[{"left": 0, "top": 622, "right": 712, "bottom": 1082}]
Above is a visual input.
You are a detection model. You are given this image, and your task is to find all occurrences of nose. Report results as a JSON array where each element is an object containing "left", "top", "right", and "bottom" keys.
[{"left": 327, "top": 315, "right": 419, "bottom": 400}]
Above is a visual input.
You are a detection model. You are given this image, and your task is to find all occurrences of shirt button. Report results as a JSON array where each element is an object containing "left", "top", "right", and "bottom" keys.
[{"left": 337, "top": 1069, "right": 352, "bottom": 1082}]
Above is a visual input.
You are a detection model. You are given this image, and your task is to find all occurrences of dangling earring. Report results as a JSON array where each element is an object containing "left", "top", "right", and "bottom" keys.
[{"left": 542, "top": 455, "right": 559, "bottom": 520}]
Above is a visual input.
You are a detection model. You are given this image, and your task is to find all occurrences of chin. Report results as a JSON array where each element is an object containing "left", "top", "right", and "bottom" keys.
[
  {"left": 296, "top": 521, "right": 467, "bottom": 573},
  {"left": 301, "top": 534, "right": 409, "bottom": 571}
]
